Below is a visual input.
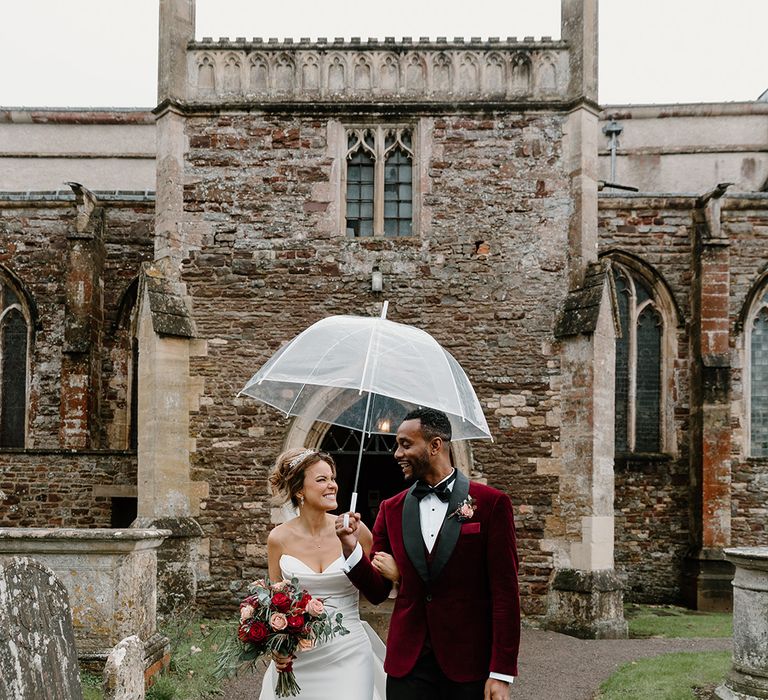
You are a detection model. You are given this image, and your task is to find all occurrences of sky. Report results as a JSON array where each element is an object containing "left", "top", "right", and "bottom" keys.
[{"left": 1, "top": 0, "right": 766, "bottom": 108}]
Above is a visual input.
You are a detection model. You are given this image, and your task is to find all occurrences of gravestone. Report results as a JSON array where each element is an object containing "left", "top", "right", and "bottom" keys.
[
  {"left": 103, "top": 635, "right": 145, "bottom": 700},
  {"left": 0, "top": 556, "right": 83, "bottom": 700}
]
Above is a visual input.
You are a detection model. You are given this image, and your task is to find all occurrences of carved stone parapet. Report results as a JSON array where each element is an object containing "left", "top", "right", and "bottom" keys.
[{"left": 186, "top": 40, "right": 569, "bottom": 103}]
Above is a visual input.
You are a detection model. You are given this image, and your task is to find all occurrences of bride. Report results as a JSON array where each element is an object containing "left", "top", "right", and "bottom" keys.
[{"left": 260, "top": 447, "right": 398, "bottom": 700}]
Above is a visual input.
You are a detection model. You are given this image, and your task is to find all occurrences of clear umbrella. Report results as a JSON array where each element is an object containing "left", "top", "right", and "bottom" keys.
[{"left": 240, "top": 302, "right": 491, "bottom": 520}]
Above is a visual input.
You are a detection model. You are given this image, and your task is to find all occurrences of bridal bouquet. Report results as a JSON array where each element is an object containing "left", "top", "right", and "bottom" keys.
[{"left": 216, "top": 576, "right": 348, "bottom": 696}]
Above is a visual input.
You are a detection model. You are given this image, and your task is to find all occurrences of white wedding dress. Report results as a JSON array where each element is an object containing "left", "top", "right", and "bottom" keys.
[{"left": 259, "top": 554, "right": 386, "bottom": 700}]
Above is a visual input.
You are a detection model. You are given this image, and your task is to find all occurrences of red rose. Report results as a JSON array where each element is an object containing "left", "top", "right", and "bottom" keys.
[
  {"left": 271, "top": 592, "right": 291, "bottom": 612},
  {"left": 286, "top": 614, "right": 304, "bottom": 631},
  {"left": 238, "top": 624, "right": 249, "bottom": 642},
  {"left": 295, "top": 592, "right": 312, "bottom": 610},
  {"left": 247, "top": 621, "right": 269, "bottom": 644}
]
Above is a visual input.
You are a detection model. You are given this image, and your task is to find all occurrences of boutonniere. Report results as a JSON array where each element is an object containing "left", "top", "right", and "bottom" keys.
[{"left": 448, "top": 495, "right": 476, "bottom": 522}]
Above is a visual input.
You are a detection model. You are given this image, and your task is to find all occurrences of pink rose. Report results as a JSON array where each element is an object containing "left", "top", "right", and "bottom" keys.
[
  {"left": 297, "top": 637, "right": 314, "bottom": 651},
  {"left": 240, "top": 604, "right": 255, "bottom": 622},
  {"left": 305, "top": 598, "right": 325, "bottom": 617},
  {"left": 459, "top": 504, "right": 474, "bottom": 518},
  {"left": 270, "top": 612, "right": 288, "bottom": 631},
  {"left": 271, "top": 581, "right": 288, "bottom": 591},
  {"left": 251, "top": 578, "right": 266, "bottom": 589}
]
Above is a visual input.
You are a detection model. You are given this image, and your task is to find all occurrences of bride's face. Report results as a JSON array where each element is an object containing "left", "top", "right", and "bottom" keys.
[{"left": 299, "top": 460, "right": 338, "bottom": 512}]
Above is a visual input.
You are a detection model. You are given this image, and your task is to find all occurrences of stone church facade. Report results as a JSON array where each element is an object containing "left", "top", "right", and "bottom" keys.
[{"left": 1, "top": 0, "right": 767, "bottom": 636}]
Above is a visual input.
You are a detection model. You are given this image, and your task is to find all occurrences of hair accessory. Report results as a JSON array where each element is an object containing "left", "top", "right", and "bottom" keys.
[{"left": 288, "top": 449, "right": 315, "bottom": 470}]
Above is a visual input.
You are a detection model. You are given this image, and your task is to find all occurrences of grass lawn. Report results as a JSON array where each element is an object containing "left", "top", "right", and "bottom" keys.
[
  {"left": 596, "top": 650, "right": 731, "bottom": 700},
  {"left": 625, "top": 603, "right": 733, "bottom": 639},
  {"left": 595, "top": 605, "right": 733, "bottom": 699}
]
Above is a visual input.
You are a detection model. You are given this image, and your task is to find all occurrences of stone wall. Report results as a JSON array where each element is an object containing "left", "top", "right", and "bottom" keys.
[
  {"left": 0, "top": 451, "right": 137, "bottom": 527},
  {"left": 0, "top": 195, "right": 154, "bottom": 449},
  {"left": 180, "top": 109, "right": 572, "bottom": 614},
  {"left": 0, "top": 110, "right": 156, "bottom": 192},
  {"left": 598, "top": 194, "right": 768, "bottom": 601},
  {"left": 598, "top": 103, "right": 768, "bottom": 193},
  {"left": 725, "top": 202, "right": 768, "bottom": 546},
  {"left": 598, "top": 196, "right": 693, "bottom": 601},
  {"left": 0, "top": 195, "right": 151, "bottom": 534}
]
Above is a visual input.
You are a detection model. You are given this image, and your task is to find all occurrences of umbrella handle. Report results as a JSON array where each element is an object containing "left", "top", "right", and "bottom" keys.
[{"left": 343, "top": 492, "right": 358, "bottom": 529}]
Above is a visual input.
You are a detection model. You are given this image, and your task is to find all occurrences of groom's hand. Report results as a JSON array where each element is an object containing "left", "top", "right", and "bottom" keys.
[
  {"left": 484, "top": 678, "right": 510, "bottom": 700},
  {"left": 335, "top": 512, "right": 361, "bottom": 557}
]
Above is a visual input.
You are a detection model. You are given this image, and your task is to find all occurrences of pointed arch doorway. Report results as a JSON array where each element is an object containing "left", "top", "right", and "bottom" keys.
[{"left": 278, "top": 392, "right": 477, "bottom": 527}]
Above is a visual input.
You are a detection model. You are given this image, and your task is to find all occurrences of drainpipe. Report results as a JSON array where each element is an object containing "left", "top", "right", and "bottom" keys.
[{"left": 602, "top": 120, "right": 623, "bottom": 183}]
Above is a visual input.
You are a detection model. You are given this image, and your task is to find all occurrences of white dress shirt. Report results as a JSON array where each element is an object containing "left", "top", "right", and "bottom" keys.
[{"left": 343, "top": 469, "right": 514, "bottom": 685}]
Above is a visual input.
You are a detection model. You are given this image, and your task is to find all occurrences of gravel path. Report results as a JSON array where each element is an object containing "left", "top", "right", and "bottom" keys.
[{"left": 220, "top": 628, "right": 732, "bottom": 699}]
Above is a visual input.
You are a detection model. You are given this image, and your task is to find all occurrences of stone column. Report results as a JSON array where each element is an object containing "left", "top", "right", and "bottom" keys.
[
  {"left": 544, "top": 0, "right": 626, "bottom": 640},
  {"left": 141, "top": 0, "right": 207, "bottom": 615},
  {"left": 548, "top": 269, "right": 627, "bottom": 638},
  {"left": 61, "top": 184, "right": 106, "bottom": 448},
  {"left": 716, "top": 547, "right": 768, "bottom": 699},
  {"left": 684, "top": 189, "right": 734, "bottom": 611},
  {"left": 134, "top": 261, "right": 205, "bottom": 614},
  {"left": 156, "top": 0, "right": 195, "bottom": 263}
]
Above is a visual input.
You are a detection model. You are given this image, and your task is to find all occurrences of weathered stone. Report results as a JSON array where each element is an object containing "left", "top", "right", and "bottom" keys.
[
  {"left": 716, "top": 547, "right": 768, "bottom": 700},
  {"left": 0, "top": 556, "right": 83, "bottom": 700},
  {"left": 103, "top": 635, "right": 145, "bottom": 700},
  {"left": 0, "top": 528, "right": 170, "bottom": 675},
  {"left": 545, "top": 568, "right": 628, "bottom": 639}
]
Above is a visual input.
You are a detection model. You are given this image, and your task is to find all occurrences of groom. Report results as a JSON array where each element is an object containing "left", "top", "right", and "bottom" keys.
[{"left": 336, "top": 408, "right": 520, "bottom": 700}]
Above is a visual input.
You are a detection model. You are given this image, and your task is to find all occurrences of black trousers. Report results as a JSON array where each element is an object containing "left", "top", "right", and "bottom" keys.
[{"left": 386, "top": 652, "right": 486, "bottom": 700}]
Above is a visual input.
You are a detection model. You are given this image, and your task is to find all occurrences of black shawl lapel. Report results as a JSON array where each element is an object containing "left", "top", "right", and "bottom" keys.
[
  {"left": 429, "top": 469, "right": 470, "bottom": 582},
  {"left": 402, "top": 483, "right": 430, "bottom": 584}
]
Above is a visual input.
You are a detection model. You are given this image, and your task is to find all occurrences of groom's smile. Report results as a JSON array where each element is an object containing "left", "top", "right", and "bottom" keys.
[{"left": 394, "top": 419, "right": 433, "bottom": 482}]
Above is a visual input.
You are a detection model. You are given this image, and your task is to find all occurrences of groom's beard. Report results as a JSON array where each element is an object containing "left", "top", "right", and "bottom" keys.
[{"left": 402, "top": 450, "right": 431, "bottom": 481}]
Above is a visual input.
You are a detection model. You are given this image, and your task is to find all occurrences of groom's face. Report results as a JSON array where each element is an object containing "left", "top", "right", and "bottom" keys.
[{"left": 394, "top": 419, "right": 431, "bottom": 481}]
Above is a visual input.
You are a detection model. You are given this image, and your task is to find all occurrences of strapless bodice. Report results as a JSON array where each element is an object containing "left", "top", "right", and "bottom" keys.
[{"left": 279, "top": 554, "right": 360, "bottom": 619}]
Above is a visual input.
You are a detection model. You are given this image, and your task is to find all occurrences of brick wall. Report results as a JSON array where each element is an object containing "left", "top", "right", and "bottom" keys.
[
  {"left": 598, "top": 196, "right": 693, "bottom": 601},
  {"left": 0, "top": 198, "right": 154, "bottom": 450},
  {"left": 181, "top": 111, "right": 572, "bottom": 613},
  {"left": 0, "top": 450, "right": 137, "bottom": 527},
  {"left": 0, "top": 197, "right": 152, "bottom": 532},
  {"left": 725, "top": 204, "right": 768, "bottom": 545}
]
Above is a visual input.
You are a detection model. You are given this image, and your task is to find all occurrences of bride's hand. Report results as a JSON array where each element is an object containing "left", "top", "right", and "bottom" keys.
[
  {"left": 372, "top": 551, "right": 400, "bottom": 584},
  {"left": 272, "top": 651, "right": 294, "bottom": 672}
]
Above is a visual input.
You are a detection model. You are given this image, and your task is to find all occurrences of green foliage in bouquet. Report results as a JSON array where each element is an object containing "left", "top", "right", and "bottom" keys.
[{"left": 215, "top": 576, "right": 348, "bottom": 697}]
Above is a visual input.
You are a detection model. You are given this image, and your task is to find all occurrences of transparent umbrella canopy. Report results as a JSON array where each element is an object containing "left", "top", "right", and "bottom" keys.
[{"left": 240, "top": 302, "right": 491, "bottom": 517}]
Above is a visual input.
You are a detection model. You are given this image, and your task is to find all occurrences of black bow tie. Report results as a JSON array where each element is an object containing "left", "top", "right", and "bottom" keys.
[{"left": 413, "top": 471, "right": 456, "bottom": 502}]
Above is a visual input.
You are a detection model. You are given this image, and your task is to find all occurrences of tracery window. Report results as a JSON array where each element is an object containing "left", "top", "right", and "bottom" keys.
[
  {"left": 345, "top": 126, "right": 414, "bottom": 237},
  {"left": 747, "top": 287, "right": 768, "bottom": 457},
  {"left": 0, "top": 277, "right": 30, "bottom": 447},
  {"left": 613, "top": 264, "right": 663, "bottom": 454}
]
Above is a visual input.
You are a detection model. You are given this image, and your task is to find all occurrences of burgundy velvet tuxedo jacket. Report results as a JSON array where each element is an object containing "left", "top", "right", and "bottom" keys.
[{"left": 346, "top": 470, "right": 520, "bottom": 682}]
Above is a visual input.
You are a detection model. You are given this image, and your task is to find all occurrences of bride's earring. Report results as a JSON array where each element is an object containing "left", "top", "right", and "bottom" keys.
[{"left": 298, "top": 494, "right": 304, "bottom": 509}]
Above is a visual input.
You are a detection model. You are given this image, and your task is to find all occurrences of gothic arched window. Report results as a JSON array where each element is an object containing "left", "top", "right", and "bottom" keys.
[
  {"left": 746, "top": 286, "right": 768, "bottom": 457},
  {"left": 0, "top": 277, "right": 31, "bottom": 447},
  {"left": 345, "top": 126, "right": 415, "bottom": 238},
  {"left": 613, "top": 264, "right": 664, "bottom": 454}
]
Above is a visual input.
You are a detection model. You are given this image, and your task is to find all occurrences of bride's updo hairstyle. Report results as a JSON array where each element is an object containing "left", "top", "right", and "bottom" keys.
[{"left": 269, "top": 447, "right": 337, "bottom": 507}]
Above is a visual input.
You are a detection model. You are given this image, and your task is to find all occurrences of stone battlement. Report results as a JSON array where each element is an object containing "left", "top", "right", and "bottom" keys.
[{"left": 186, "top": 39, "right": 569, "bottom": 104}]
